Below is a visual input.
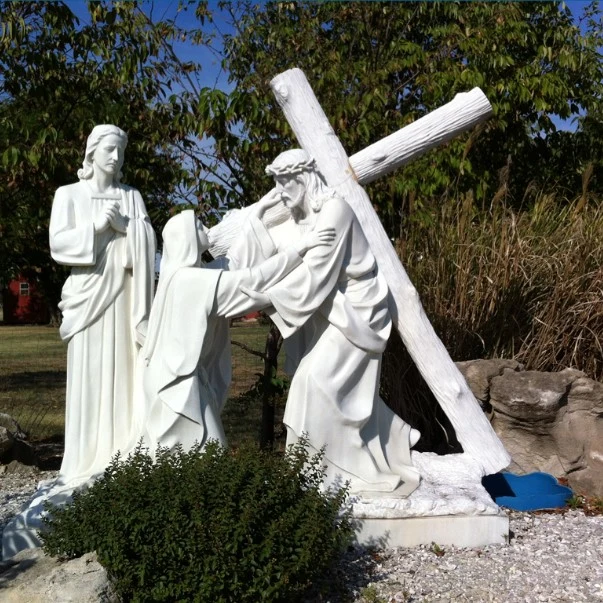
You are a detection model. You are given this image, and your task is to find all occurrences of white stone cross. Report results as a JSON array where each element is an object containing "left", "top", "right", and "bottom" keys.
[{"left": 211, "top": 68, "right": 510, "bottom": 475}]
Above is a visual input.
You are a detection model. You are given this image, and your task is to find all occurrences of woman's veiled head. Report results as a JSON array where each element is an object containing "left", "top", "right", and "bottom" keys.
[
  {"left": 160, "top": 210, "right": 209, "bottom": 275},
  {"left": 78, "top": 125, "right": 128, "bottom": 182}
]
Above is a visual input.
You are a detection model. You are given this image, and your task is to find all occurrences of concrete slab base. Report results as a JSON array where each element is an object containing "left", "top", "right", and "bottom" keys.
[
  {"left": 354, "top": 512, "right": 509, "bottom": 549},
  {"left": 348, "top": 451, "right": 510, "bottom": 549}
]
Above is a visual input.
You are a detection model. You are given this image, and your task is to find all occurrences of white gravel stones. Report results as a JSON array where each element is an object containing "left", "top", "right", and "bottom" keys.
[
  {"left": 349, "top": 510, "right": 603, "bottom": 602},
  {"left": 2, "top": 470, "right": 601, "bottom": 602},
  {"left": 0, "top": 469, "right": 58, "bottom": 545}
]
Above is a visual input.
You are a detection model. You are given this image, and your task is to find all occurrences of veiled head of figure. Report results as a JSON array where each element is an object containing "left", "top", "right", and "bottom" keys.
[
  {"left": 161, "top": 210, "right": 209, "bottom": 273},
  {"left": 78, "top": 125, "right": 128, "bottom": 182}
]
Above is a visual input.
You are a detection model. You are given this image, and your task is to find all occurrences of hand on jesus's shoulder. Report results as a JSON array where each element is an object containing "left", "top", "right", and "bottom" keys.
[{"left": 315, "top": 191, "right": 353, "bottom": 227}]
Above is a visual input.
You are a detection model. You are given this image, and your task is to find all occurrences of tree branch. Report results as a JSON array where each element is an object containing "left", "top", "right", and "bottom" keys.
[{"left": 231, "top": 339, "right": 266, "bottom": 360}]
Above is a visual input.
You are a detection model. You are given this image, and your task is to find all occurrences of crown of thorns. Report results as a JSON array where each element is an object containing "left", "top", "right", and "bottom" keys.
[{"left": 265, "top": 154, "right": 316, "bottom": 177}]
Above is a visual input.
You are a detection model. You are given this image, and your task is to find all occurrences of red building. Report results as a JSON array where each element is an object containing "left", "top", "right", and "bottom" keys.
[{"left": 2, "top": 276, "right": 49, "bottom": 324}]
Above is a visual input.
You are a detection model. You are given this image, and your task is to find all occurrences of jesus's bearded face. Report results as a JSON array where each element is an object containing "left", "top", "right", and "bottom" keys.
[{"left": 274, "top": 175, "right": 305, "bottom": 212}]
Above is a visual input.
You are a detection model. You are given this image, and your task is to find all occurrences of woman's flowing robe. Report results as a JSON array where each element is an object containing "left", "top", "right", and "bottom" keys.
[
  {"left": 49, "top": 180, "right": 155, "bottom": 486},
  {"left": 228, "top": 196, "right": 420, "bottom": 497},
  {"left": 140, "top": 210, "right": 304, "bottom": 452}
]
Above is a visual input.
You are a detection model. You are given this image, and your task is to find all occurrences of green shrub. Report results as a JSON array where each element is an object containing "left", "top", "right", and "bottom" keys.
[{"left": 41, "top": 439, "right": 352, "bottom": 603}]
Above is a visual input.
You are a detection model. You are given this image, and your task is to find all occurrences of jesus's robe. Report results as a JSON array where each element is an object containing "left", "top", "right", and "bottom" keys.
[
  {"left": 49, "top": 180, "right": 155, "bottom": 486},
  {"left": 228, "top": 195, "right": 420, "bottom": 497}
]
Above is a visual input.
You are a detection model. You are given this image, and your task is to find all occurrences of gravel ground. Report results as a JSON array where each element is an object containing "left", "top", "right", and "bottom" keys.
[
  {"left": 0, "top": 466, "right": 59, "bottom": 548},
  {"left": 0, "top": 466, "right": 58, "bottom": 528},
  {"left": 1, "top": 468, "right": 602, "bottom": 602}
]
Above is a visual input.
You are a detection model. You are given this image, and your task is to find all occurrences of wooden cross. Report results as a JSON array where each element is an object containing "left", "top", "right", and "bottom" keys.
[
  {"left": 209, "top": 68, "right": 510, "bottom": 475},
  {"left": 271, "top": 68, "right": 510, "bottom": 475}
]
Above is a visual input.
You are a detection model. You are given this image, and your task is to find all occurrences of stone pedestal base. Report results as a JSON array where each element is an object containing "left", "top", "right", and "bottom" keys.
[
  {"left": 350, "top": 451, "right": 509, "bottom": 548},
  {"left": 355, "top": 512, "right": 508, "bottom": 548}
]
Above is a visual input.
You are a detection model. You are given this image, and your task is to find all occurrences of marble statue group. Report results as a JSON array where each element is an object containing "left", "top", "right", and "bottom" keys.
[
  {"left": 50, "top": 126, "right": 421, "bottom": 499},
  {"left": 3, "top": 69, "right": 513, "bottom": 557}
]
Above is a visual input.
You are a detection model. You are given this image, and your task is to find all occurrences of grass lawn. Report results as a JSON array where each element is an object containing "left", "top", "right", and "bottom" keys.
[
  {"left": 225, "top": 322, "right": 288, "bottom": 449},
  {"left": 0, "top": 325, "right": 66, "bottom": 440},
  {"left": 0, "top": 321, "right": 286, "bottom": 446}
]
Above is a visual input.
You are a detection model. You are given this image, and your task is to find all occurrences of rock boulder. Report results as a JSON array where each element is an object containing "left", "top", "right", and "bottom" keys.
[
  {"left": 456, "top": 359, "right": 523, "bottom": 409},
  {"left": 456, "top": 360, "right": 603, "bottom": 498},
  {"left": 0, "top": 414, "right": 37, "bottom": 467},
  {"left": 0, "top": 548, "right": 117, "bottom": 603}
]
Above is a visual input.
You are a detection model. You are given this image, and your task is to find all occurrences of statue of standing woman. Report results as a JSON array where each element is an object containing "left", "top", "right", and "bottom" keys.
[{"left": 49, "top": 125, "right": 156, "bottom": 487}]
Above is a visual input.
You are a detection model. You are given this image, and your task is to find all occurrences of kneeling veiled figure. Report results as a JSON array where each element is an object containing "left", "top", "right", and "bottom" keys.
[{"left": 140, "top": 207, "right": 335, "bottom": 452}]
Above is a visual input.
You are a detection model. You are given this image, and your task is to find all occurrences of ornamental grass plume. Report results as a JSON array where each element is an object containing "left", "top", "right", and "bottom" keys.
[{"left": 382, "top": 190, "right": 603, "bottom": 449}]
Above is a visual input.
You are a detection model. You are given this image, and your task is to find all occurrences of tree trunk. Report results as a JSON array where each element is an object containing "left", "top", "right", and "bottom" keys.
[{"left": 259, "top": 320, "right": 283, "bottom": 450}]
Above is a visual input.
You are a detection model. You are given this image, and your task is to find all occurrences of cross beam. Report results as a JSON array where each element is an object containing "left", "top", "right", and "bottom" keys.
[{"left": 270, "top": 68, "right": 510, "bottom": 475}]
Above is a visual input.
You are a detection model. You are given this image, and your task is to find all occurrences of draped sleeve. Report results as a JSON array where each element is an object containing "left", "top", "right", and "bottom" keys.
[
  {"left": 226, "top": 214, "right": 278, "bottom": 270},
  {"left": 216, "top": 246, "right": 302, "bottom": 318},
  {"left": 49, "top": 185, "right": 96, "bottom": 266},
  {"left": 123, "top": 188, "right": 156, "bottom": 344}
]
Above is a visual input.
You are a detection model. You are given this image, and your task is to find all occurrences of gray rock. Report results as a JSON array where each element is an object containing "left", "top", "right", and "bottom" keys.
[
  {"left": 0, "top": 548, "right": 118, "bottom": 603},
  {"left": 0, "top": 414, "right": 27, "bottom": 441},
  {"left": 0, "top": 413, "right": 37, "bottom": 467},
  {"left": 489, "top": 368, "right": 583, "bottom": 424},
  {"left": 0, "top": 461, "right": 39, "bottom": 476},
  {"left": 1, "top": 439, "right": 38, "bottom": 468},
  {"left": 553, "top": 377, "right": 603, "bottom": 497},
  {"left": 479, "top": 366, "right": 603, "bottom": 496},
  {"left": 456, "top": 359, "right": 523, "bottom": 406},
  {"left": 453, "top": 360, "right": 602, "bottom": 496},
  {"left": 0, "top": 427, "right": 14, "bottom": 458},
  {"left": 488, "top": 368, "right": 582, "bottom": 476}
]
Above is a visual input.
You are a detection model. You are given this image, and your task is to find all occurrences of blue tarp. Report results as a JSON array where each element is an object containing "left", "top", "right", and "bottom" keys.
[{"left": 483, "top": 471, "right": 573, "bottom": 511}]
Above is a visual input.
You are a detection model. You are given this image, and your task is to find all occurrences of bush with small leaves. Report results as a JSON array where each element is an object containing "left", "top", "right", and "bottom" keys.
[{"left": 41, "top": 438, "right": 352, "bottom": 602}]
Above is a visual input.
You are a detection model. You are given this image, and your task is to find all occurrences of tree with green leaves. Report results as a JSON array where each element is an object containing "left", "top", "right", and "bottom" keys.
[
  {"left": 198, "top": 0, "right": 603, "bottom": 235},
  {"left": 4, "top": 1, "right": 601, "bottom": 316},
  {"left": 0, "top": 1, "right": 205, "bottom": 317}
]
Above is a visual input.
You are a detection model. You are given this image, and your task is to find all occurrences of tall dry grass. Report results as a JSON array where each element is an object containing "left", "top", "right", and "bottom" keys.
[
  {"left": 401, "top": 193, "right": 603, "bottom": 379},
  {"left": 382, "top": 192, "right": 603, "bottom": 452}
]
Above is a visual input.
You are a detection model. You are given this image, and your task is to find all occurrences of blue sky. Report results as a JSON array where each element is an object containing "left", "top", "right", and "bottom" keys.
[
  {"left": 63, "top": 0, "right": 600, "bottom": 132},
  {"left": 65, "top": 0, "right": 234, "bottom": 92}
]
